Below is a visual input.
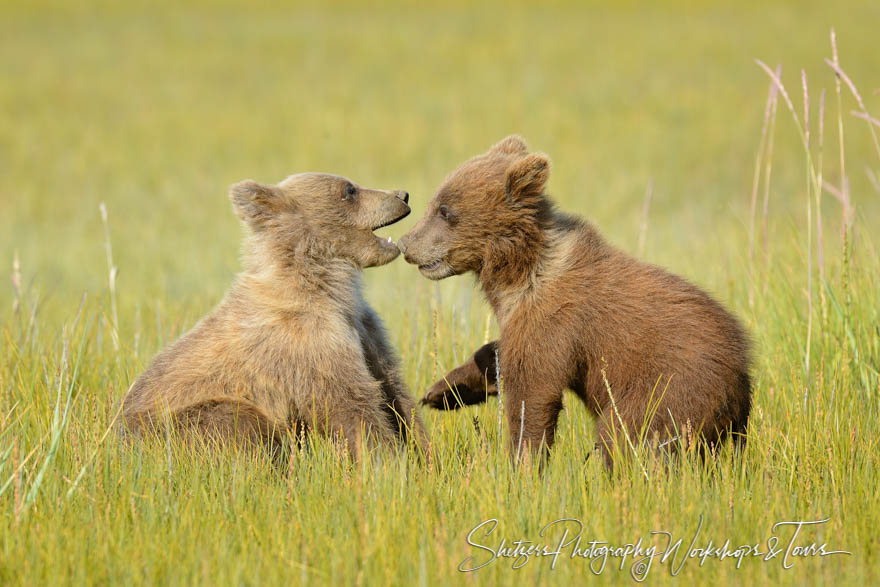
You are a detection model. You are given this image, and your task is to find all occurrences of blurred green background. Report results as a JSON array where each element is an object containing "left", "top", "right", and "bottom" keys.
[{"left": 2, "top": 0, "right": 878, "bottom": 330}]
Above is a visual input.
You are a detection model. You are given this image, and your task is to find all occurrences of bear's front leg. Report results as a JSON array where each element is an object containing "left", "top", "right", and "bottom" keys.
[
  {"left": 421, "top": 341, "right": 498, "bottom": 409},
  {"left": 500, "top": 342, "right": 568, "bottom": 465},
  {"left": 357, "top": 307, "right": 430, "bottom": 453}
]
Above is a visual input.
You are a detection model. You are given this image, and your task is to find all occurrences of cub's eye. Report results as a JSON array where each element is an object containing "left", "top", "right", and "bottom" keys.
[
  {"left": 343, "top": 184, "right": 357, "bottom": 199},
  {"left": 438, "top": 205, "right": 450, "bottom": 220}
]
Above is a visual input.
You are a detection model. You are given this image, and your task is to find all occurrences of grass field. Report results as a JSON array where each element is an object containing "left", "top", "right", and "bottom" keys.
[{"left": 2, "top": 0, "right": 880, "bottom": 584}]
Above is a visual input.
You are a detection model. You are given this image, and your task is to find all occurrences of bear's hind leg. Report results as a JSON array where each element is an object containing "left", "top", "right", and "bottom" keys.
[{"left": 172, "top": 399, "right": 286, "bottom": 462}]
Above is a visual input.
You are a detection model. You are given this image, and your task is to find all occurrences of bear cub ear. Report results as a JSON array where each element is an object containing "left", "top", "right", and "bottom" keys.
[
  {"left": 489, "top": 134, "right": 529, "bottom": 157},
  {"left": 504, "top": 153, "right": 550, "bottom": 205},
  {"left": 229, "top": 180, "right": 282, "bottom": 228}
]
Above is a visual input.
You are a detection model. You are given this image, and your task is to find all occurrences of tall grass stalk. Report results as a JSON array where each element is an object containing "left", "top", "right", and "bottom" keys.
[
  {"left": 748, "top": 68, "right": 780, "bottom": 302},
  {"left": 760, "top": 65, "right": 781, "bottom": 274},
  {"left": 515, "top": 400, "right": 525, "bottom": 462},
  {"left": 816, "top": 89, "right": 828, "bottom": 326},
  {"left": 755, "top": 61, "right": 827, "bottom": 380},
  {"left": 801, "top": 70, "right": 814, "bottom": 378},
  {"left": 829, "top": 29, "right": 852, "bottom": 237},
  {"left": 99, "top": 202, "right": 120, "bottom": 355},
  {"left": 21, "top": 339, "right": 72, "bottom": 514},
  {"left": 494, "top": 347, "right": 502, "bottom": 452},
  {"left": 822, "top": 60, "right": 880, "bottom": 162}
]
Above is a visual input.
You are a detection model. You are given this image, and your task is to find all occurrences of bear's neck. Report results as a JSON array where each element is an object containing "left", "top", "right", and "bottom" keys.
[
  {"left": 478, "top": 209, "right": 589, "bottom": 324},
  {"left": 237, "top": 238, "right": 362, "bottom": 313},
  {"left": 477, "top": 209, "right": 550, "bottom": 317}
]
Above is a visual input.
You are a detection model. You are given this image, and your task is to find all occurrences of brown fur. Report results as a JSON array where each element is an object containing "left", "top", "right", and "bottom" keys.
[
  {"left": 421, "top": 341, "right": 498, "bottom": 409},
  {"left": 399, "top": 136, "right": 752, "bottom": 466},
  {"left": 122, "top": 173, "right": 428, "bottom": 460}
]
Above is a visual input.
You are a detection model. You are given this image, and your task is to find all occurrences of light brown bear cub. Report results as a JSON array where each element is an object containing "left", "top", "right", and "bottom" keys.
[
  {"left": 123, "top": 173, "right": 428, "bottom": 459},
  {"left": 398, "top": 136, "right": 751, "bottom": 467}
]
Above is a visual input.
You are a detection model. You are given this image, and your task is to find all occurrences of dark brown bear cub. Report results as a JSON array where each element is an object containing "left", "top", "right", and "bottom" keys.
[
  {"left": 398, "top": 136, "right": 751, "bottom": 467},
  {"left": 123, "top": 173, "right": 428, "bottom": 459}
]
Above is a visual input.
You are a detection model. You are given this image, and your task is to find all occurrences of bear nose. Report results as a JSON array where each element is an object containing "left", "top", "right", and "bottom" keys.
[{"left": 397, "top": 191, "right": 409, "bottom": 204}]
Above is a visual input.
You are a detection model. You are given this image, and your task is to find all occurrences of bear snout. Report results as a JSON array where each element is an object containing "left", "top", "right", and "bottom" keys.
[
  {"left": 397, "top": 234, "right": 410, "bottom": 256},
  {"left": 397, "top": 234, "right": 424, "bottom": 264}
]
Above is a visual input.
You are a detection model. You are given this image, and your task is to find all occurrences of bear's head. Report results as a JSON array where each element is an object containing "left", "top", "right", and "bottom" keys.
[
  {"left": 230, "top": 173, "right": 410, "bottom": 269},
  {"left": 398, "top": 135, "right": 551, "bottom": 280}
]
